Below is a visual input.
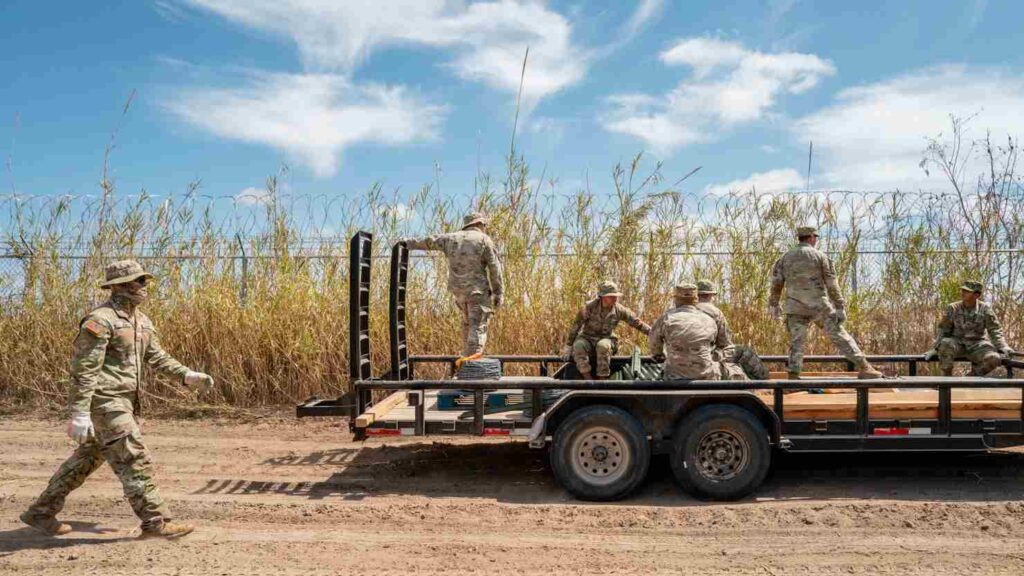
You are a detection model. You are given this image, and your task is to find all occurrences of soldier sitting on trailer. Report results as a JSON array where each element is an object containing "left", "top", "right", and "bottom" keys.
[
  {"left": 650, "top": 284, "right": 746, "bottom": 381},
  {"left": 923, "top": 280, "right": 1015, "bottom": 376},
  {"left": 562, "top": 281, "right": 651, "bottom": 380}
]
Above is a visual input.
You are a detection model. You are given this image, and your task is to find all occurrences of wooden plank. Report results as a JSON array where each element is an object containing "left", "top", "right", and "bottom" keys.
[
  {"left": 355, "top": 391, "right": 407, "bottom": 428},
  {"left": 762, "top": 389, "right": 1022, "bottom": 421}
]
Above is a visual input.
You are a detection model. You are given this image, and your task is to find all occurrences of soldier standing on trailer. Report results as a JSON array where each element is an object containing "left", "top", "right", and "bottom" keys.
[
  {"left": 563, "top": 281, "right": 651, "bottom": 379},
  {"left": 768, "top": 226, "right": 883, "bottom": 380},
  {"left": 20, "top": 260, "right": 214, "bottom": 539},
  {"left": 923, "top": 280, "right": 1014, "bottom": 376},
  {"left": 402, "top": 211, "right": 504, "bottom": 357}
]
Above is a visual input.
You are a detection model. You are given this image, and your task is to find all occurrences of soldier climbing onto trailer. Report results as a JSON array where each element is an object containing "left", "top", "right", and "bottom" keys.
[
  {"left": 562, "top": 280, "right": 650, "bottom": 379},
  {"left": 923, "top": 280, "right": 1014, "bottom": 376},
  {"left": 696, "top": 280, "right": 769, "bottom": 380},
  {"left": 650, "top": 284, "right": 746, "bottom": 380},
  {"left": 768, "top": 226, "right": 883, "bottom": 380},
  {"left": 401, "top": 211, "right": 504, "bottom": 357}
]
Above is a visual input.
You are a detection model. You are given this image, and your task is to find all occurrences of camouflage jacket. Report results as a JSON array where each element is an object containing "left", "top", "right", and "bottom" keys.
[
  {"left": 566, "top": 298, "right": 650, "bottom": 345},
  {"left": 406, "top": 229, "right": 503, "bottom": 299},
  {"left": 769, "top": 242, "right": 845, "bottom": 316},
  {"left": 649, "top": 305, "right": 720, "bottom": 380},
  {"left": 933, "top": 300, "right": 1009, "bottom": 350},
  {"left": 696, "top": 302, "right": 735, "bottom": 358},
  {"left": 69, "top": 298, "right": 191, "bottom": 415}
]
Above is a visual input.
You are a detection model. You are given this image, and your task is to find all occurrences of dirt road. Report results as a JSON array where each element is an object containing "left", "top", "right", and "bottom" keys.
[{"left": 2, "top": 414, "right": 1024, "bottom": 575}]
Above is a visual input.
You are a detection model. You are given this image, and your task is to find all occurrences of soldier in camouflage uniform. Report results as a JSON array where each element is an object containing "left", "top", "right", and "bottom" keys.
[
  {"left": 650, "top": 284, "right": 745, "bottom": 380},
  {"left": 769, "top": 226, "right": 883, "bottom": 380},
  {"left": 403, "top": 212, "right": 504, "bottom": 357},
  {"left": 924, "top": 280, "right": 1014, "bottom": 376},
  {"left": 20, "top": 260, "right": 214, "bottom": 539},
  {"left": 563, "top": 281, "right": 651, "bottom": 379},
  {"left": 696, "top": 280, "right": 734, "bottom": 361}
]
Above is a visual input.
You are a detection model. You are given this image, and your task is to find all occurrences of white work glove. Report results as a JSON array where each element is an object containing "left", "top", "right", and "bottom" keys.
[
  {"left": 67, "top": 412, "right": 94, "bottom": 444},
  {"left": 492, "top": 292, "right": 504, "bottom": 309},
  {"left": 184, "top": 370, "right": 215, "bottom": 394},
  {"left": 922, "top": 350, "right": 938, "bottom": 361},
  {"left": 769, "top": 305, "right": 782, "bottom": 321},
  {"left": 832, "top": 308, "right": 847, "bottom": 324},
  {"left": 1001, "top": 347, "right": 1015, "bottom": 358},
  {"left": 561, "top": 346, "right": 573, "bottom": 362}
]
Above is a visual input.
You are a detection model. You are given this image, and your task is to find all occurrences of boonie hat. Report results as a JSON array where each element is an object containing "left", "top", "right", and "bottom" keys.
[
  {"left": 99, "top": 260, "right": 153, "bottom": 289},
  {"left": 597, "top": 280, "right": 623, "bottom": 297},
  {"left": 462, "top": 211, "right": 489, "bottom": 229},
  {"left": 796, "top": 225, "right": 818, "bottom": 237},
  {"left": 961, "top": 280, "right": 984, "bottom": 293},
  {"left": 696, "top": 280, "right": 717, "bottom": 295},
  {"left": 674, "top": 283, "right": 698, "bottom": 299}
]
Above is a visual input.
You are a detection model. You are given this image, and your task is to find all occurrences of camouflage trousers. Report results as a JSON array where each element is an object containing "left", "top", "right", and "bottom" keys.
[
  {"left": 456, "top": 292, "right": 494, "bottom": 356},
  {"left": 937, "top": 337, "right": 1002, "bottom": 376},
  {"left": 573, "top": 336, "right": 616, "bottom": 377},
  {"left": 25, "top": 409, "right": 169, "bottom": 528},
  {"left": 786, "top": 311, "right": 866, "bottom": 374}
]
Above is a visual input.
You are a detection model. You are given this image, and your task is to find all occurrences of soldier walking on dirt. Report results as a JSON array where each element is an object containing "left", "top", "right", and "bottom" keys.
[
  {"left": 650, "top": 284, "right": 745, "bottom": 380},
  {"left": 402, "top": 212, "right": 504, "bottom": 357},
  {"left": 563, "top": 281, "right": 651, "bottom": 379},
  {"left": 696, "top": 280, "right": 767, "bottom": 380},
  {"left": 769, "top": 226, "right": 883, "bottom": 380},
  {"left": 20, "top": 260, "right": 214, "bottom": 539},
  {"left": 923, "top": 280, "right": 1014, "bottom": 376}
]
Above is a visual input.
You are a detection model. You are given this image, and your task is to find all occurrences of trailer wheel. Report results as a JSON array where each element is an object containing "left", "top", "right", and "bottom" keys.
[
  {"left": 670, "top": 405, "right": 770, "bottom": 501},
  {"left": 550, "top": 405, "right": 650, "bottom": 501}
]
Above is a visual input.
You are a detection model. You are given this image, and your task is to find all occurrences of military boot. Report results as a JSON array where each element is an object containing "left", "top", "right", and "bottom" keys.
[
  {"left": 20, "top": 511, "right": 72, "bottom": 536},
  {"left": 857, "top": 361, "right": 883, "bottom": 380},
  {"left": 138, "top": 520, "right": 195, "bottom": 540}
]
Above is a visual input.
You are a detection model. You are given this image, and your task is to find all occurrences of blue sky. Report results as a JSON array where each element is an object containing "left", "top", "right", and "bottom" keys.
[{"left": 3, "top": 0, "right": 1023, "bottom": 215}]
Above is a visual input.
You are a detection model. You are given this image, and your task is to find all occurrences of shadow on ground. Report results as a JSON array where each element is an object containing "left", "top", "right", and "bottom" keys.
[
  {"left": 190, "top": 441, "right": 1024, "bottom": 505},
  {"left": 0, "top": 522, "right": 132, "bottom": 555}
]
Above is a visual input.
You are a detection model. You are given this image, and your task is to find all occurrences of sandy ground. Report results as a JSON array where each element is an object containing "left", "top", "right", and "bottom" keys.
[{"left": 2, "top": 414, "right": 1024, "bottom": 575}]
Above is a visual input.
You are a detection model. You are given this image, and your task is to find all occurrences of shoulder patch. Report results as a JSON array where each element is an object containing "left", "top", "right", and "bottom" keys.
[{"left": 82, "top": 319, "right": 109, "bottom": 337}]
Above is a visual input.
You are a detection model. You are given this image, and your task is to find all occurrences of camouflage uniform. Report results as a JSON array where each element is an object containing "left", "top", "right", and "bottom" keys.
[
  {"left": 404, "top": 212, "right": 504, "bottom": 356},
  {"left": 769, "top": 227, "right": 872, "bottom": 376},
  {"left": 933, "top": 282, "right": 1010, "bottom": 376},
  {"left": 25, "top": 263, "right": 193, "bottom": 531},
  {"left": 651, "top": 284, "right": 743, "bottom": 380},
  {"left": 566, "top": 281, "right": 650, "bottom": 377}
]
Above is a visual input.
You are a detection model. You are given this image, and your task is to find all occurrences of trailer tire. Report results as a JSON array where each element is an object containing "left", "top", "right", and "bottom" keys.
[
  {"left": 550, "top": 405, "right": 650, "bottom": 501},
  {"left": 670, "top": 404, "right": 770, "bottom": 501}
]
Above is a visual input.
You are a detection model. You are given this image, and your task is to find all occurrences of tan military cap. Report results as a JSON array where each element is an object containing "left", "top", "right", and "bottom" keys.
[
  {"left": 462, "top": 211, "right": 489, "bottom": 229},
  {"left": 696, "top": 279, "right": 717, "bottom": 295},
  {"left": 796, "top": 225, "right": 818, "bottom": 237},
  {"left": 597, "top": 280, "right": 622, "bottom": 297},
  {"left": 961, "top": 280, "right": 984, "bottom": 293},
  {"left": 99, "top": 259, "right": 153, "bottom": 288},
  {"left": 674, "top": 283, "right": 697, "bottom": 298}
]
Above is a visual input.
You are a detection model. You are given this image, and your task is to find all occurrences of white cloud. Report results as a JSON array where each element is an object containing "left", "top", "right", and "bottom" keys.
[
  {"left": 703, "top": 168, "right": 804, "bottom": 196},
  {"left": 235, "top": 186, "right": 272, "bottom": 206},
  {"left": 165, "top": 72, "right": 446, "bottom": 177},
  {"left": 178, "top": 0, "right": 586, "bottom": 110},
  {"left": 791, "top": 65, "right": 1024, "bottom": 191},
  {"left": 603, "top": 37, "right": 834, "bottom": 154},
  {"left": 622, "top": 0, "right": 665, "bottom": 39}
]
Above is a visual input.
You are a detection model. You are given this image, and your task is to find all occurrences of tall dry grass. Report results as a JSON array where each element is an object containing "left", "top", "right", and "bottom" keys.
[{"left": 1, "top": 117, "right": 1022, "bottom": 411}]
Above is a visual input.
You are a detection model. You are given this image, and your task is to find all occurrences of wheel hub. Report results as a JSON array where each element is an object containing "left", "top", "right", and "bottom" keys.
[
  {"left": 695, "top": 430, "right": 749, "bottom": 482},
  {"left": 570, "top": 427, "right": 630, "bottom": 486}
]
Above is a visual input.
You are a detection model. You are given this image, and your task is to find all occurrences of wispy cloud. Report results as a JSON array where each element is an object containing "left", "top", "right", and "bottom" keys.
[
  {"left": 602, "top": 37, "right": 834, "bottom": 155},
  {"left": 176, "top": 0, "right": 587, "bottom": 110},
  {"left": 791, "top": 65, "right": 1024, "bottom": 191},
  {"left": 622, "top": 0, "right": 665, "bottom": 40},
  {"left": 165, "top": 72, "right": 446, "bottom": 177},
  {"left": 703, "top": 168, "right": 804, "bottom": 196}
]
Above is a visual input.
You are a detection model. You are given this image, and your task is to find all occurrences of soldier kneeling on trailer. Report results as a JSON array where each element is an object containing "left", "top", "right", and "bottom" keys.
[
  {"left": 923, "top": 280, "right": 1015, "bottom": 376},
  {"left": 696, "top": 280, "right": 769, "bottom": 380},
  {"left": 562, "top": 281, "right": 651, "bottom": 379}
]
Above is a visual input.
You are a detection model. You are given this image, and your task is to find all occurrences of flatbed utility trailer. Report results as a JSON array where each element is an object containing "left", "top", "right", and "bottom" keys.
[{"left": 298, "top": 231, "right": 1024, "bottom": 501}]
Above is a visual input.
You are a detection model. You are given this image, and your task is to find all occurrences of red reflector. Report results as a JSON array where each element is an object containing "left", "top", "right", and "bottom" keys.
[
  {"left": 482, "top": 428, "right": 511, "bottom": 436},
  {"left": 872, "top": 427, "right": 910, "bottom": 436},
  {"left": 366, "top": 429, "right": 402, "bottom": 436}
]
